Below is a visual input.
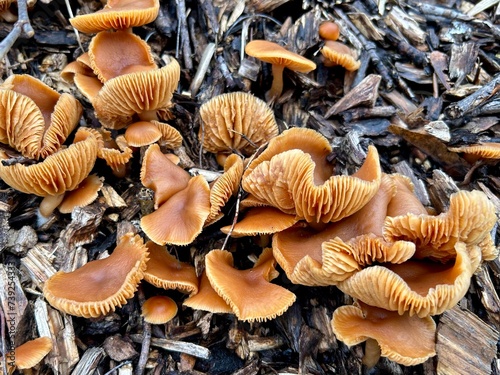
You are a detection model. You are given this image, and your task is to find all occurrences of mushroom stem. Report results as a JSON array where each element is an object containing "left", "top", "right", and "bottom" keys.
[
  {"left": 39, "top": 194, "right": 65, "bottom": 218},
  {"left": 138, "top": 110, "right": 159, "bottom": 122},
  {"left": 267, "top": 64, "right": 285, "bottom": 104},
  {"left": 362, "top": 338, "right": 381, "bottom": 368}
]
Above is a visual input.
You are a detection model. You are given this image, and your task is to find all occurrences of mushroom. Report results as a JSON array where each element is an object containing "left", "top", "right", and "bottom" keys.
[
  {"left": 448, "top": 142, "right": 500, "bottom": 163},
  {"left": 319, "top": 20, "right": 340, "bottom": 41},
  {"left": 141, "top": 296, "right": 178, "bottom": 325},
  {"left": 204, "top": 248, "right": 296, "bottom": 322},
  {"left": 43, "top": 233, "right": 149, "bottom": 318},
  {"left": 1, "top": 336, "right": 53, "bottom": 374},
  {"left": 331, "top": 301, "right": 436, "bottom": 366},
  {"left": 58, "top": 174, "right": 104, "bottom": 214},
  {"left": 0, "top": 0, "right": 17, "bottom": 22},
  {"left": 70, "top": 0, "right": 160, "bottom": 34},
  {"left": 183, "top": 271, "right": 233, "bottom": 314},
  {"left": 144, "top": 241, "right": 198, "bottom": 295},
  {"left": 198, "top": 92, "right": 279, "bottom": 162},
  {"left": 245, "top": 40, "right": 316, "bottom": 103},
  {"left": 97, "top": 131, "right": 133, "bottom": 178},
  {"left": 321, "top": 41, "right": 361, "bottom": 71}
]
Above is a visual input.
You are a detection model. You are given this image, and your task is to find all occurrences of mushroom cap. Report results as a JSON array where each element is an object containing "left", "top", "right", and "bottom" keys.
[
  {"left": 43, "top": 233, "right": 149, "bottom": 318},
  {"left": 0, "top": 74, "right": 82, "bottom": 159},
  {"left": 206, "top": 153, "right": 244, "bottom": 226},
  {"left": 448, "top": 142, "right": 500, "bottom": 162},
  {"left": 93, "top": 57, "right": 180, "bottom": 129},
  {"left": 0, "top": 0, "right": 14, "bottom": 13},
  {"left": 155, "top": 121, "right": 183, "bottom": 149},
  {"left": 144, "top": 241, "right": 198, "bottom": 295},
  {"left": 58, "top": 174, "right": 103, "bottom": 214},
  {"left": 205, "top": 248, "right": 296, "bottom": 322},
  {"left": 245, "top": 40, "right": 316, "bottom": 73},
  {"left": 98, "top": 133, "right": 133, "bottom": 178},
  {"left": 14, "top": 337, "right": 53, "bottom": 370},
  {"left": 321, "top": 41, "right": 361, "bottom": 71},
  {"left": 0, "top": 127, "right": 100, "bottom": 196},
  {"left": 124, "top": 121, "right": 162, "bottom": 147},
  {"left": 319, "top": 20, "right": 340, "bottom": 41},
  {"left": 70, "top": 0, "right": 160, "bottom": 33},
  {"left": 88, "top": 30, "right": 156, "bottom": 83},
  {"left": 337, "top": 242, "right": 474, "bottom": 317},
  {"left": 140, "top": 175, "right": 211, "bottom": 246},
  {"left": 183, "top": 271, "right": 233, "bottom": 314},
  {"left": 243, "top": 144, "right": 382, "bottom": 223},
  {"left": 141, "top": 295, "right": 178, "bottom": 324},
  {"left": 198, "top": 92, "right": 279, "bottom": 155},
  {"left": 331, "top": 302, "right": 436, "bottom": 366},
  {"left": 386, "top": 173, "right": 428, "bottom": 217}
]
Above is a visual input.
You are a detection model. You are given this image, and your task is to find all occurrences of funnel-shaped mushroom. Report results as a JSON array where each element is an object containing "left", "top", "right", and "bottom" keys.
[
  {"left": 70, "top": 0, "right": 160, "bottom": 33},
  {"left": 43, "top": 233, "right": 149, "bottom": 318},
  {"left": 245, "top": 40, "right": 316, "bottom": 102},
  {"left": 198, "top": 92, "right": 279, "bottom": 160},
  {"left": 0, "top": 74, "right": 82, "bottom": 159},
  {"left": 332, "top": 302, "right": 436, "bottom": 366},
  {"left": 205, "top": 248, "right": 296, "bottom": 322},
  {"left": 183, "top": 271, "right": 233, "bottom": 314}
]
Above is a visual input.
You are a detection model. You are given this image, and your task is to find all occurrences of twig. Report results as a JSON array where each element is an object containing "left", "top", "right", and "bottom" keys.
[
  {"left": 220, "top": 186, "right": 243, "bottom": 251},
  {"left": 0, "top": 0, "right": 34, "bottom": 61},
  {"left": 135, "top": 287, "right": 151, "bottom": 375},
  {"left": 175, "top": 0, "right": 193, "bottom": 70},
  {"left": 104, "top": 361, "right": 132, "bottom": 375}
]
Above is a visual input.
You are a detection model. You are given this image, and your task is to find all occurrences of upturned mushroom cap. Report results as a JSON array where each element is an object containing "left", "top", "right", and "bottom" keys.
[
  {"left": 205, "top": 248, "right": 296, "bottom": 322},
  {"left": 12, "top": 337, "right": 53, "bottom": 370},
  {"left": 321, "top": 41, "right": 361, "bottom": 71},
  {"left": 243, "top": 143, "right": 382, "bottom": 223},
  {"left": 141, "top": 296, "right": 178, "bottom": 324},
  {"left": 144, "top": 241, "right": 198, "bottom": 295},
  {"left": 0, "top": 127, "right": 101, "bottom": 196},
  {"left": 337, "top": 242, "right": 474, "bottom": 317},
  {"left": 43, "top": 233, "right": 149, "bottom": 318},
  {"left": 0, "top": 74, "right": 82, "bottom": 159},
  {"left": 70, "top": 0, "right": 160, "bottom": 33},
  {"left": 331, "top": 302, "right": 436, "bottom": 366},
  {"left": 140, "top": 175, "right": 211, "bottom": 246},
  {"left": 88, "top": 30, "right": 156, "bottom": 83},
  {"left": 448, "top": 142, "right": 500, "bottom": 163},
  {"left": 183, "top": 271, "right": 233, "bottom": 314},
  {"left": 58, "top": 174, "right": 104, "bottom": 214},
  {"left": 93, "top": 57, "right": 180, "bottom": 129},
  {"left": 198, "top": 92, "right": 279, "bottom": 156}
]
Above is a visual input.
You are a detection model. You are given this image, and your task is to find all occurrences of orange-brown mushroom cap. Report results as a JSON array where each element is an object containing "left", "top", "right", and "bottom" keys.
[
  {"left": 198, "top": 92, "right": 279, "bottom": 156},
  {"left": 141, "top": 295, "right": 178, "bottom": 324},
  {"left": 98, "top": 133, "right": 133, "bottom": 178},
  {"left": 58, "top": 174, "right": 104, "bottom": 214},
  {"left": 319, "top": 21, "right": 340, "bottom": 41},
  {"left": 12, "top": 337, "right": 53, "bottom": 370},
  {"left": 124, "top": 121, "right": 162, "bottom": 147},
  {"left": 183, "top": 271, "right": 233, "bottom": 314},
  {"left": 448, "top": 142, "right": 500, "bottom": 163},
  {"left": 140, "top": 175, "right": 211, "bottom": 246},
  {"left": 43, "top": 233, "right": 149, "bottom": 318},
  {"left": 331, "top": 302, "right": 436, "bottom": 366},
  {"left": 144, "top": 241, "right": 198, "bottom": 295},
  {"left": 70, "top": 0, "right": 160, "bottom": 33},
  {"left": 321, "top": 41, "right": 361, "bottom": 71},
  {"left": 205, "top": 248, "right": 296, "bottom": 322}
]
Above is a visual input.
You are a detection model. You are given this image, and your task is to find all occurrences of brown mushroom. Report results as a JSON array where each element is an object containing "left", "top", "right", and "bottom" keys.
[
  {"left": 0, "top": 0, "right": 17, "bottom": 22},
  {"left": 97, "top": 131, "right": 133, "bottom": 178},
  {"left": 183, "top": 271, "right": 233, "bottom": 314},
  {"left": 331, "top": 301, "right": 436, "bottom": 366},
  {"left": 319, "top": 20, "right": 340, "bottom": 41},
  {"left": 141, "top": 296, "right": 178, "bottom": 324},
  {"left": 43, "top": 233, "right": 149, "bottom": 318},
  {"left": 448, "top": 142, "right": 500, "bottom": 163},
  {"left": 321, "top": 41, "right": 361, "bottom": 71},
  {"left": 205, "top": 248, "right": 296, "bottom": 322},
  {"left": 2, "top": 336, "right": 53, "bottom": 373},
  {"left": 70, "top": 0, "right": 160, "bottom": 33},
  {"left": 245, "top": 40, "right": 316, "bottom": 103},
  {"left": 58, "top": 174, "right": 104, "bottom": 214}
]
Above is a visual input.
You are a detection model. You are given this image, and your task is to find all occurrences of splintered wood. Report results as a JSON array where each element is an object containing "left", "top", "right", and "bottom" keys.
[{"left": 436, "top": 306, "right": 499, "bottom": 375}]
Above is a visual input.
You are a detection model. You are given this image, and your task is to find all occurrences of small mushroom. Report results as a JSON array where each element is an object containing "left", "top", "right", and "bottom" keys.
[
  {"left": 319, "top": 20, "right": 340, "bottom": 41},
  {"left": 205, "top": 248, "right": 296, "bottom": 322},
  {"left": 448, "top": 142, "right": 500, "bottom": 163},
  {"left": 1, "top": 336, "right": 53, "bottom": 374},
  {"left": 58, "top": 174, "right": 104, "bottom": 214},
  {"left": 321, "top": 41, "right": 361, "bottom": 71},
  {"left": 245, "top": 40, "right": 316, "bottom": 103},
  {"left": 43, "top": 233, "right": 149, "bottom": 318},
  {"left": 141, "top": 296, "right": 178, "bottom": 324},
  {"left": 331, "top": 301, "right": 436, "bottom": 366}
]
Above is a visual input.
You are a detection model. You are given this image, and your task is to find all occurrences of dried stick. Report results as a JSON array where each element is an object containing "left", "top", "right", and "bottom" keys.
[
  {"left": 175, "top": 0, "right": 193, "bottom": 70},
  {"left": 0, "top": 0, "right": 34, "bottom": 61},
  {"left": 135, "top": 287, "right": 151, "bottom": 375}
]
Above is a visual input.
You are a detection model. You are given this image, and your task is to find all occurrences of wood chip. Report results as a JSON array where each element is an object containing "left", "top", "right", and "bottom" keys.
[
  {"left": 72, "top": 347, "right": 107, "bottom": 375},
  {"left": 129, "top": 334, "right": 211, "bottom": 359},
  {"left": 100, "top": 184, "right": 127, "bottom": 208}
]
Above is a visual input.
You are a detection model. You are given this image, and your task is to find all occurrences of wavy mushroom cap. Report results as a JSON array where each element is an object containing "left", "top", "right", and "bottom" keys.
[
  {"left": 448, "top": 142, "right": 500, "bottom": 163},
  {"left": 337, "top": 242, "right": 474, "bottom": 317},
  {"left": 243, "top": 144, "right": 382, "bottom": 223},
  {"left": 12, "top": 337, "right": 53, "bottom": 370},
  {"left": 321, "top": 41, "right": 361, "bottom": 71},
  {"left": 0, "top": 127, "right": 100, "bottom": 196},
  {"left": 183, "top": 271, "right": 233, "bottom": 314},
  {"left": 93, "top": 58, "right": 181, "bottom": 129},
  {"left": 198, "top": 92, "right": 279, "bottom": 156},
  {"left": 43, "top": 233, "right": 149, "bottom": 318},
  {"left": 141, "top": 295, "right": 178, "bottom": 324},
  {"left": 205, "top": 248, "right": 296, "bottom": 322},
  {"left": 386, "top": 173, "right": 428, "bottom": 217},
  {"left": 206, "top": 154, "right": 244, "bottom": 226},
  {"left": 88, "top": 30, "right": 156, "bottom": 83},
  {"left": 332, "top": 302, "right": 436, "bottom": 366},
  {"left": 98, "top": 133, "right": 133, "bottom": 178},
  {"left": 140, "top": 175, "right": 211, "bottom": 246},
  {"left": 144, "top": 241, "right": 198, "bottom": 295},
  {"left": 0, "top": 74, "right": 82, "bottom": 159},
  {"left": 58, "top": 174, "right": 103, "bottom": 214},
  {"left": 70, "top": 0, "right": 160, "bottom": 33}
]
